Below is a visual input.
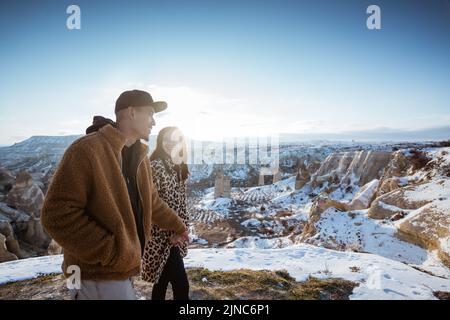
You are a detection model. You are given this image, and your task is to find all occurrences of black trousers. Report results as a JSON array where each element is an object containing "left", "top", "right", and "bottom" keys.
[{"left": 151, "top": 246, "right": 190, "bottom": 300}]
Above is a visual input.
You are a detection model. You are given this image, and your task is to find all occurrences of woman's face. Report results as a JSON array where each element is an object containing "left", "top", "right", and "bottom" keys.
[{"left": 162, "top": 129, "right": 186, "bottom": 164}]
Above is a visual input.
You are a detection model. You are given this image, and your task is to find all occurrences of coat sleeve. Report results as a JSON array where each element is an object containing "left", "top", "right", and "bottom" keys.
[
  {"left": 150, "top": 160, "right": 167, "bottom": 195},
  {"left": 148, "top": 160, "right": 187, "bottom": 234},
  {"left": 41, "top": 142, "right": 116, "bottom": 266}
]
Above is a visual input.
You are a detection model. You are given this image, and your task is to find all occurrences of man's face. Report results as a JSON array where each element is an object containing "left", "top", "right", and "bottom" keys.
[{"left": 130, "top": 106, "right": 156, "bottom": 141}]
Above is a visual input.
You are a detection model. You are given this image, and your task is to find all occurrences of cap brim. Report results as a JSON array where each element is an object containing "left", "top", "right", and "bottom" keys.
[{"left": 152, "top": 101, "right": 167, "bottom": 113}]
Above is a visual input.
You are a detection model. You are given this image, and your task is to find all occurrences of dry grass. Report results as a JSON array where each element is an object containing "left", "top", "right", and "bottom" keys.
[
  {"left": 0, "top": 273, "right": 70, "bottom": 300},
  {"left": 0, "top": 268, "right": 359, "bottom": 300}
]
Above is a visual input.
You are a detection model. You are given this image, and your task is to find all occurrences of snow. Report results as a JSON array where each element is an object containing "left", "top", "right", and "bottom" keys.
[
  {"left": 2, "top": 245, "right": 450, "bottom": 299},
  {"left": 262, "top": 220, "right": 285, "bottom": 234},
  {"left": 195, "top": 193, "right": 233, "bottom": 217},
  {"left": 2, "top": 142, "right": 450, "bottom": 299},
  {"left": 272, "top": 188, "right": 312, "bottom": 210},
  {"left": 226, "top": 236, "right": 294, "bottom": 249},
  {"left": 0, "top": 255, "right": 63, "bottom": 285},
  {"left": 423, "top": 147, "right": 450, "bottom": 163},
  {"left": 188, "top": 225, "right": 209, "bottom": 245},
  {"left": 378, "top": 200, "right": 409, "bottom": 213},
  {"left": 0, "top": 135, "right": 81, "bottom": 173},
  {"left": 241, "top": 218, "right": 261, "bottom": 228},
  {"left": 185, "top": 245, "right": 450, "bottom": 300},
  {"left": 302, "top": 207, "right": 450, "bottom": 278},
  {"left": 404, "top": 179, "right": 450, "bottom": 203},
  {"left": 440, "top": 237, "right": 450, "bottom": 256},
  {"left": 418, "top": 250, "right": 450, "bottom": 279},
  {"left": 350, "top": 179, "right": 379, "bottom": 207},
  {"left": 328, "top": 172, "right": 360, "bottom": 201},
  {"left": 194, "top": 238, "right": 209, "bottom": 245},
  {"left": 395, "top": 181, "right": 450, "bottom": 227},
  {"left": 236, "top": 176, "right": 297, "bottom": 206}
]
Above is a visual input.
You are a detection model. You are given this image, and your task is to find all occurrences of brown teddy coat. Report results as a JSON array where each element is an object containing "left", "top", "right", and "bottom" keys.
[{"left": 41, "top": 124, "right": 186, "bottom": 281}]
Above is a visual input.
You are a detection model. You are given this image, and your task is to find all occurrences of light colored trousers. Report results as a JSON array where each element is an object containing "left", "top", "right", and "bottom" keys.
[{"left": 69, "top": 278, "right": 137, "bottom": 300}]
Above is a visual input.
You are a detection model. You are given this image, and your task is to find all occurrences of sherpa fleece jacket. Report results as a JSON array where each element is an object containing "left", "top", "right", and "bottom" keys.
[{"left": 41, "top": 124, "right": 187, "bottom": 281}]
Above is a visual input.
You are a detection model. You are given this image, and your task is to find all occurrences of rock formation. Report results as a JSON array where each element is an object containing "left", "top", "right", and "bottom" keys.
[
  {"left": 0, "top": 202, "right": 51, "bottom": 260},
  {"left": 295, "top": 162, "right": 310, "bottom": 190},
  {"left": 47, "top": 239, "right": 63, "bottom": 255},
  {"left": 347, "top": 179, "right": 379, "bottom": 210},
  {"left": 214, "top": 168, "right": 231, "bottom": 198},
  {"left": 6, "top": 171, "right": 44, "bottom": 217},
  {"left": 0, "top": 167, "right": 15, "bottom": 194},
  {"left": 300, "top": 146, "right": 450, "bottom": 268},
  {"left": 310, "top": 150, "right": 391, "bottom": 195},
  {"left": 258, "top": 166, "right": 281, "bottom": 186},
  {"left": 299, "top": 195, "right": 348, "bottom": 241},
  {"left": 0, "top": 233, "right": 18, "bottom": 262}
]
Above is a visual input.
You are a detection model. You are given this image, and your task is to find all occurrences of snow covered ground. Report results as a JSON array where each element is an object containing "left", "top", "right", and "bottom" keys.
[
  {"left": 301, "top": 207, "right": 450, "bottom": 278},
  {"left": 195, "top": 192, "right": 234, "bottom": 218},
  {"left": 1, "top": 245, "right": 449, "bottom": 300},
  {"left": 305, "top": 208, "right": 422, "bottom": 261},
  {"left": 226, "top": 236, "right": 294, "bottom": 249},
  {"left": 1, "top": 142, "right": 448, "bottom": 300},
  {"left": 0, "top": 255, "right": 63, "bottom": 285}
]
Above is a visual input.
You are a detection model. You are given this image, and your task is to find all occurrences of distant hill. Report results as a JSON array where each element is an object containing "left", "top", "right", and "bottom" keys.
[
  {"left": 280, "top": 125, "right": 450, "bottom": 143},
  {"left": 0, "top": 135, "right": 82, "bottom": 174},
  {"left": 0, "top": 134, "right": 159, "bottom": 174}
]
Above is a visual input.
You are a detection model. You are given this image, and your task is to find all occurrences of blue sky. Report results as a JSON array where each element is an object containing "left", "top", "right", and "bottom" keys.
[{"left": 0, "top": 0, "right": 449, "bottom": 145}]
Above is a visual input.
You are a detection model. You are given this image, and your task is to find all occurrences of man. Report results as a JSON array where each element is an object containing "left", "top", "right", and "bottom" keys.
[{"left": 41, "top": 89, "right": 189, "bottom": 300}]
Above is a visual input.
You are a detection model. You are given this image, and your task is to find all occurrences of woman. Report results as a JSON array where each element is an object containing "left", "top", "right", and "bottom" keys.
[{"left": 141, "top": 126, "right": 190, "bottom": 300}]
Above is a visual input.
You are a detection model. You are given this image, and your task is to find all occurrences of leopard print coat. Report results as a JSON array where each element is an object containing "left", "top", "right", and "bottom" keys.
[{"left": 141, "top": 158, "right": 189, "bottom": 283}]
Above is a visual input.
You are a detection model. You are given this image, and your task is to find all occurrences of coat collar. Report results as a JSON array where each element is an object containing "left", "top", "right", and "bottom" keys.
[{"left": 98, "top": 124, "right": 149, "bottom": 157}]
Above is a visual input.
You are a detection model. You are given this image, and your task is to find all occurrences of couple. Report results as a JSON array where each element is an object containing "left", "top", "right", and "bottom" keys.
[{"left": 41, "top": 90, "right": 191, "bottom": 300}]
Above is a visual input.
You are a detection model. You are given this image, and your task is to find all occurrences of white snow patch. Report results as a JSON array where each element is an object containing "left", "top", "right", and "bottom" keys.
[
  {"left": 183, "top": 245, "right": 450, "bottom": 300},
  {"left": 241, "top": 218, "right": 262, "bottom": 228},
  {"left": 196, "top": 193, "right": 233, "bottom": 217},
  {"left": 304, "top": 207, "right": 449, "bottom": 276},
  {"left": 226, "top": 236, "right": 293, "bottom": 249},
  {"left": 350, "top": 179, "right": 379, "bottom": 208},
  {"left": 0, "top": 255, "right": 63, "bottom": 285},
  {"left": 1, "top": 245, "right": 450, "bottom": 300}
]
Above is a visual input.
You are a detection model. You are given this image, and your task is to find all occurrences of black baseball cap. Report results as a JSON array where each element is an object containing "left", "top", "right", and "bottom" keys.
[{"left": 115, "top": 89, "right": 167, "bottom": 114}]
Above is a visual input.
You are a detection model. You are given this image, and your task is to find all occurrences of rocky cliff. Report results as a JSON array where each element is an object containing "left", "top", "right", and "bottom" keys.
[
  {"left": 300, "top": 146, "right": 450, "bottom": 268},
  {"left": 309, "top": 150, "right": 391, "bottom": 200}
]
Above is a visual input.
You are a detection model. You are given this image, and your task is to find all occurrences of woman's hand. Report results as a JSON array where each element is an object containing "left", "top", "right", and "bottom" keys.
[{"left": 170, "top": 231, "right": 189, "bottom": 246}]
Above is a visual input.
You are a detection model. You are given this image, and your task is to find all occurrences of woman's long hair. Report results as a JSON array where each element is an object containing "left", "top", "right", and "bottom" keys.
[{"left": 150, "top": 126, "right": 190, "bottom": 181}]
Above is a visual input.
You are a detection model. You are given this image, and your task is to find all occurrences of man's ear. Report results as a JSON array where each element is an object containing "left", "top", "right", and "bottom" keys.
[{"left": 128, "top": 107, "right": 135, "bottom": 119}]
